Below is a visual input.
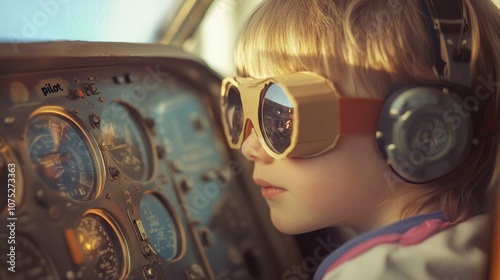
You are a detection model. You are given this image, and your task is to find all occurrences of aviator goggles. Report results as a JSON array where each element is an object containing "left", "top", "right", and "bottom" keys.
[{"left": 220, "top": 72, "right": 385, "bottom": 159}]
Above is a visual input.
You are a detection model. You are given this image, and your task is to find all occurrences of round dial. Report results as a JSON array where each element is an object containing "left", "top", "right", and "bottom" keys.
[
  {"left": 77, "top": 212, "right": 127, "bottom": 280},
  {"left": 101, "top": 101, "right": 154, "bottom": 182},
  {"left": 0, "top": 235, "right": 58, "bottom": 280},
  {"left": 26, "top": 110, "right": 103, "bottom": 201},
  {"left": 139, "top": 192, "right": 181, "bottom": 259}
]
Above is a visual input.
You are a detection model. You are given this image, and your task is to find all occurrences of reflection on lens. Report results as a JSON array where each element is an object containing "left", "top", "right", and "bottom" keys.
[
  {"left": 226, "top": 86, "right": 244, "bottom": 144},
  {"left": 261, "top": 84, "right": 294, "bottom": 153}
]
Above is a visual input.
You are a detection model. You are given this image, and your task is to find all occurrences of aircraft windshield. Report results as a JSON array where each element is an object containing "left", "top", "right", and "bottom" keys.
[{"left": 0, "top": 0, "right": 183, "bottom": 43}]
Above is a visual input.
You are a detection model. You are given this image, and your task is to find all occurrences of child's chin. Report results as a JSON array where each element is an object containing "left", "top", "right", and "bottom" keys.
[{"left": 271, "top": 215, "right": 318, "bottom": 235}]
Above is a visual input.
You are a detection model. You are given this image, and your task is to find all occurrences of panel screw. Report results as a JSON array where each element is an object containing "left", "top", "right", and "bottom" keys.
[
  {"left": 109, "top": 167, "right": 120, "bottom": 178},
  {"left": 90, "top": 113, "right": 101, "bottom": 128}
]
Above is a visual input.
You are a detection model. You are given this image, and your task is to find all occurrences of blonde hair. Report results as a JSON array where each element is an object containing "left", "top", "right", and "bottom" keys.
[{"left": 235, "top": 0, "right": 500, "bottom": 223}]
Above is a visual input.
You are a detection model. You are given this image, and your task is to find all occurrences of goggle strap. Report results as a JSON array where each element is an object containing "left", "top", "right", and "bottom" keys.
[{"left": 338, "top": 97, "right": 385, "bottom": 133}]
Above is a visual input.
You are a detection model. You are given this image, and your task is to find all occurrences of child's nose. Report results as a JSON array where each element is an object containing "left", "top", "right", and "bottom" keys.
[{"left": 241, "top": 126, "right": 274, "bottom": 164}]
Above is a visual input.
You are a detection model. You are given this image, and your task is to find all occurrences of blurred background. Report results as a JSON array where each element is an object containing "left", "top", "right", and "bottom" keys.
[{"left": 0, "top": 0, "right": 263, "bottom": 77}]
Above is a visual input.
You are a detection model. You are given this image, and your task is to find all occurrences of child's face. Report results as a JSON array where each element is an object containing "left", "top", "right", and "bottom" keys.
[{"left": 241, "top": 128, "right": 396, "bottom": 234}]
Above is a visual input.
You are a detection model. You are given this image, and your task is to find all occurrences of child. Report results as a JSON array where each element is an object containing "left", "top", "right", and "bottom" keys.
[{"left": 220, "top": 0, "right": 500, "bottom": 279}]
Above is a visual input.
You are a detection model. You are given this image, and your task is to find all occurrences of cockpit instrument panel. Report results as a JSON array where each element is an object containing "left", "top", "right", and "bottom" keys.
[
  {"left": 0, "top": 42, "right": 301, "bottom": 280},
  {"left": 101, "top": 101, "right": 155, "bottom": 183},
  {"left": 26, "top": 108, "right": 105, "bottom": 202}
]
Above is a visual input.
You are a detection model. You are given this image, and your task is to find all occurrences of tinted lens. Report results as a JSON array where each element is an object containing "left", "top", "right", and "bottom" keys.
[
  {"left": 261, "top": 84, "right": 294, "bottom": 153},
  {"left": 225, "top": 86, "right": 244, "bottom": 144}
]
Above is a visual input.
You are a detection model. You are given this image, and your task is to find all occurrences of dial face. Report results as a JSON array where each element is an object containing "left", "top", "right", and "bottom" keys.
[
  {"left": 101, "top": 101, "right": 154, "bottom": 182},
  {"left": 26, "top": 113, "right": 101, "bottom": 201},
  {"left": 77, "top": 213, "right": 126, "bottom": 280},
  {"left": 139, "top": 193, "right": 179, "bottom": 259},
  {"left": 0, "top": 235, "right": 58, "bottom": 280}
]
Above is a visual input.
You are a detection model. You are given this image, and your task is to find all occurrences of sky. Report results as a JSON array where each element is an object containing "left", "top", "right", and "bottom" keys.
[{"left": 0, "top": 0, "right": 180, "bottom": 43}]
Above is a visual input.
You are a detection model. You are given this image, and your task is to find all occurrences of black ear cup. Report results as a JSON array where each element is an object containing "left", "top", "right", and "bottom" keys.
[{"left": 376, "top": 87, "right": 473, "bottom": 183}]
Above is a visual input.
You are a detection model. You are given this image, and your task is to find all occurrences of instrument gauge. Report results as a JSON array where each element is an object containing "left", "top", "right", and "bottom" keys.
[
  {"left": 101, "top": 101, "right": 155, "bottom": 182},
  {"left": 0, "top": 235, "right": 59, "bottom": 280},
  {"left": 139, "top": 192, "right": 183, "bottom": 259},
  {"left": 77, "top": 210, "right": 128, "bottom": 280},
  {"left": 26, "top": 108, "right": 104, "bottom": 201},
  {"left": 0, "top": 136, "right": 23, "bottom": 214}
]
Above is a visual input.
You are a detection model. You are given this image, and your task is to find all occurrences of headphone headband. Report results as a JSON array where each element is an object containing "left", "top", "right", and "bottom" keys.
[
  {"left": 376, "top": 0, "right": 478, "bottom": 183},
  {"left": 419, "top": 0, "right": 472, "bottom": 89}
]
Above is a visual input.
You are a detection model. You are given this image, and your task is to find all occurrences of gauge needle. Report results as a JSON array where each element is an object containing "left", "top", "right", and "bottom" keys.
[
  {"left": 108, "top": 143, "right": 129, "bottom": 151},
  {"left": 123, "top": 126, "right": 132, "bottom": 144},
  {"left": 38, "top": 152, "right": 70, "bottom": 169},
  {"left": 50, "top": 121, "right": 64, "bottom": 149},
  {"left": 50, "top": 119, "right": 58, "bottom": 148}
]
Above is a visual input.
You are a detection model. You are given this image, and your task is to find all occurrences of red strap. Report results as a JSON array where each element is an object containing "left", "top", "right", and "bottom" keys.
[
  {"left": 338, "top": 97, "right": 385, "bottom": 133},
  {"left": 338, "top": 97, "right": 497, "bottom": 136}
]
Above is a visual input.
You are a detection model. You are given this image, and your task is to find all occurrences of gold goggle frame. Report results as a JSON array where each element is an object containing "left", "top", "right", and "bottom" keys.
[{"left": 220, "top": 71, "right": 385, "bottom": 159}]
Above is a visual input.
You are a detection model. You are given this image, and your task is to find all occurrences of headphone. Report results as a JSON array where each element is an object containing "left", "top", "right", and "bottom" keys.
[{"left": 376, "top": 0, "right": 483, "bottom": 184}]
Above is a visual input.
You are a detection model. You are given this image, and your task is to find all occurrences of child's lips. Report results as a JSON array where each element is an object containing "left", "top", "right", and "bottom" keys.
[
  {"left": 254, "top": 178, "right": 287, "bottom": 199},
  {"left": 260, "top": 186, "right": 287, "bottom": 199}
]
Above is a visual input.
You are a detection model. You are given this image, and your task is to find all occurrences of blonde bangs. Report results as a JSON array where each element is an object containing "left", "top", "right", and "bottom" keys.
[
  {"left": 234, "top": 0, "right": 440, "bottom": 98},
  {"left": 235, "top": 0, "right": 337, "bottom": 79}
]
